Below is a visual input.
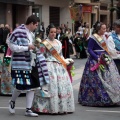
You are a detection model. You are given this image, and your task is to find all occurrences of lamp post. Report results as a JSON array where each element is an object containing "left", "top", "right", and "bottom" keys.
[
  {"left": 110, "top": 0, "right": 114, "bottom": 30},
  {"left": 94, "top": 5, "right": 99, "bottom": 21}
]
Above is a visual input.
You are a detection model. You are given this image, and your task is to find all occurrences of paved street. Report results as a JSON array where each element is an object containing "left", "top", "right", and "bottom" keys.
[{"left": 0, "top": 58, "right": 120, "bottom": 120}]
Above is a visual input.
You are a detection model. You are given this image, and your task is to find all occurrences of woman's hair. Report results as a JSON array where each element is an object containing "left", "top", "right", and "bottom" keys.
[
  {"left": 92, "top": 21, "right": 105, "bottom": 34},
  {"left": 113, "top": 19, "right": 120, "bottom": 27},
  {"left": 0, "top": 24, "right": 4, "bottom": 28},
  {"left": 46, "top": 23, "right": 56, "bottom": 36}
]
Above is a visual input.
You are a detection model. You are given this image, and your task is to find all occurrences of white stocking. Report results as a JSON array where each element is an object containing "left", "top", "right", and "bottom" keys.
[
  {"left": 26, "top": 91, "right": 35, "bottom": 109},
  {"left": 11, "top": 88, "right": 21, "bottom": 102}
]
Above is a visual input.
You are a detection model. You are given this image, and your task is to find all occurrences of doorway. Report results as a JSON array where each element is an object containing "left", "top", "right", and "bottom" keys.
[
  {"left": 49, "top": 6, "right": 60, "bottom": 27},
  {"left": 91, "top": 13, "right": 96, "bottom": 28}
]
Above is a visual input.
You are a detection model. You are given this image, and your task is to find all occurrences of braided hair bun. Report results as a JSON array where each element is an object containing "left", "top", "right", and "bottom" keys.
[
  {"left": 46, "top": 23, "right": 56, "bottom": 36},
  {"left": 92, "top": 21, "right": 105, "bottom": 34}
]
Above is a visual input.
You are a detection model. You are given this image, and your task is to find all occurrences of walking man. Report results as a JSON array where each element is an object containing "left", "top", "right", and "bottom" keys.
[{"left": 8, "top": 15, "right": 39, "bottom": 117}]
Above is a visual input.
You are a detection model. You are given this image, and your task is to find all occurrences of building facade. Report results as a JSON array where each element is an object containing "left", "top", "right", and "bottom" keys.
[
  {"left": 33, "top": 0, "right": 72, "bottom": 32},
  {"left": 0, "top": 0, "right": 72, "bottom": 32},
  {"left": 73, "top": 0, "right": 119, "bottom": 28},
  {"left": 0, "top": 0, "right": 34, "bottom": 29},
  {"left": 0, "top": 0, "right": 119, "bottom": 33}
]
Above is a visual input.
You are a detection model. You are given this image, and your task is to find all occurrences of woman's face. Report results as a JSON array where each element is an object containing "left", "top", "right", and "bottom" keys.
[
  {"left": 49, "top": 28, "right": 57, "bottom": 39},
  {"left": 99, "top": 24, "right": 106, "bottom": 35},
  {"left": 114, "top": 25, "right": 120, "bottom": 34}
]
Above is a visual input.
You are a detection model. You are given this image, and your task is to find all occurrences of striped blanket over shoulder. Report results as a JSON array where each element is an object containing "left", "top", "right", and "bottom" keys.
[
  {"left": 36, "top": 53, "right": 50, "bottom": 86},
  {"left": 9, "top": 24, "right": 31, "bottom": 70}
]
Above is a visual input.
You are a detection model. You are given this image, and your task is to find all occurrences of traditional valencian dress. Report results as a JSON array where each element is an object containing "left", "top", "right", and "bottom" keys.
[
  {"left": 32, "top": 39, "right": 75, "bottom": 114},
  {"left": 78, "top": 34, "right": 120, "bottom": 106},
  {"left": 0, "top": 33, "right": 13, "bottom": 95},
  {"left": 0, "top": 52, "right": 13, "bottom": 95}
]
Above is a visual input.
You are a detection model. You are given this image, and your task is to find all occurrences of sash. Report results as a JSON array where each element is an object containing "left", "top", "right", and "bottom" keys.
[
  {"left": 42, "top": 40, "right": 67, "bottom": 69},
  {"left": 93, "top": 33, "right": 109, "bottom": 54}
]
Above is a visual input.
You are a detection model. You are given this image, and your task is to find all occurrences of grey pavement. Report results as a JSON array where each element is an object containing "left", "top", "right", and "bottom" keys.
[{"left": 0, "top": 57, "right": 120, "bottom": 120}]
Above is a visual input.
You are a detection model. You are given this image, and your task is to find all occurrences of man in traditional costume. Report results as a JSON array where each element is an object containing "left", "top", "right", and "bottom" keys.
[{"left": 8, "top": 15, "right": 39, "bottom": 117}]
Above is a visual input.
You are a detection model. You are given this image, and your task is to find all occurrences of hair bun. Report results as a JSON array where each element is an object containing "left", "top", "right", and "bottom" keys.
[
  {"left": 46, "top": 23, "right": 56, "bottom": 36},
  {"left": 93, "top": 21, "right": 100, "bottom": 29}
]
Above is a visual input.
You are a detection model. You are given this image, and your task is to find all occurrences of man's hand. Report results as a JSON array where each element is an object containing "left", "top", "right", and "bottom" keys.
[{"left": 28, "top": 45, "right": 35, "bottom": 50}]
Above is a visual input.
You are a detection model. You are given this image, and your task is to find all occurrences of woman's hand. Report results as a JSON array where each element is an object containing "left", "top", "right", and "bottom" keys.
[
  {"left": 98, "top": 58, "right": 100, "bottom": 63},
  {"left": 116, "top": 51, "right": 120, "bottom": 54}
]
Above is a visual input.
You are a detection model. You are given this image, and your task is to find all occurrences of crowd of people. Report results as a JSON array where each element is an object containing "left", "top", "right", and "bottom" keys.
[{"left": 0, "top": 14, "right": 120, "bottom": 117}]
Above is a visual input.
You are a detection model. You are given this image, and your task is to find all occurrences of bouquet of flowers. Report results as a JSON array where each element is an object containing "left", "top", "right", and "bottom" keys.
[
  {"left": 59, "top": 34, "right": 67, "bottom": 41},
  {"left": 3, "top": 57, "right": 11, "bottom": 66},
  {"left": 65, "top": 58, "right": 75, "bottom": 83},
  {"left": 0, "top": 45, "right": 5, "bottom": 53},
  {"left": 65, "top": 58, "right": 74, "bottom": 66},
  {"left": 77, "top": 37, "right": 83, "bottom": 51},
  {"left": 90, "top": 53, "right": 111, "bottom": 72},
  {"left": 100, "top": 53, "right": 111, "bottom": 65},
  {"left": 34, "top": 37, "right": 41, "bottom": 48}
]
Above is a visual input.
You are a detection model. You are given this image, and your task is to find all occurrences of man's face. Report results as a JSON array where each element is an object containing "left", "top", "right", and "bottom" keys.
[
  {"left": 56, "top": 28, "right": 61, "bottom": 34},
  {"left": 30, "top": 22, "right": 38, "bottom": 32}
]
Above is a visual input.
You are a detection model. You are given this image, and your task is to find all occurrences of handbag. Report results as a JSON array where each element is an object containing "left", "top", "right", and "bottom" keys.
[
  {"left": 40, "top": 89, "right": 50, "bottom": 98},
  {"left": 36, "top": 85, "right": 50, "bottom": 98}
]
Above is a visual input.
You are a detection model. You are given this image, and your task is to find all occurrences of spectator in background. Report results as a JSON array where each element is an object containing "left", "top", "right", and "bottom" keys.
[
  {"left": 40, "top": 22, "right": 45, "bottom": 39},
  {"left": 61, "top": 24, "right": 66, "bottom": 34},
  {"left": 73, "top": 33, "right": 81, "bottom": 58},
  {"left": 56, "top": 26, "right": 63, "bottom": 40},
  {"left": 66, "top": 28, "right": 74, "bottom": 55},
  {"left": 3, "top": 24, "right": 10, "bottom": 46},
  {"left": 0, "top": 24, "right": 4, "bottom": 46},
  {"left": 15, "top": 23, "right": 19, "bottom": 28}
]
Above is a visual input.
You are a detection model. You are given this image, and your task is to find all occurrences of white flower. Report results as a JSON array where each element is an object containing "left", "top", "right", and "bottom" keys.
[
  {"left": 36, "top": 38, "right": 41, "bottom": 43},
  {"left": 65, "top": 59, "right": 70, "bottom": 65},
  {"left": 106, "top": 61, "right": 110, "bottom": 65},
  {"left": 105, "top": 58, "right": 108, "bottom": 61},
  {"left": 65, "top": 58, "right": 74, "bottom": 65},
  {"left": 66, "top": 31, "right": 68, "bottom": 34}
]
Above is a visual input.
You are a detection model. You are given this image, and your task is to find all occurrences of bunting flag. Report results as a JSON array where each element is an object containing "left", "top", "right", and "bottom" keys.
[
  {"left": 69, "top": 7, "right": 79, "bottom": 21},
  {"left": 82, "top": 5, "right": 92, "bottom": 13}
]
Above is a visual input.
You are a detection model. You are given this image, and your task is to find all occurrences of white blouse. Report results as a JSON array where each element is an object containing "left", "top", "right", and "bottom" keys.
[
  {"left": 9, "top": 26, "right": 34, "bottom": 53},
  {"left": 106, "top": 35, "right": 120, "bottom": 59}
]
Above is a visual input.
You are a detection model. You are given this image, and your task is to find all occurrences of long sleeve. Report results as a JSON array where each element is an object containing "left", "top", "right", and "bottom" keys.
[
  {"left": 8, "top": 27, "right": 29, "bottom": 52},
  {"left": 106, "top": 36, "right": 120, "bottom": 59},
  {"left": 9, "top": 42, "right": 28, "bottom": 52},
  {"left": 88, "top": 38, "right": 99, "bottom": 61}
]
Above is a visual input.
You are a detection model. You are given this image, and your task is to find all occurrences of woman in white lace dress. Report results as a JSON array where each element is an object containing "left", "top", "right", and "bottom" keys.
[{"left": 32, "top": 24, "right": 75, "bottom": 114}]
